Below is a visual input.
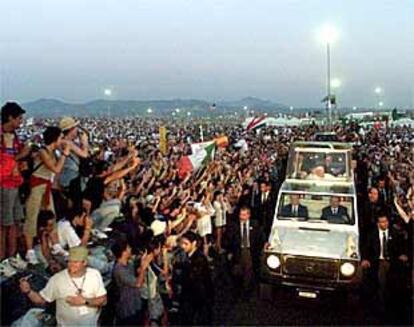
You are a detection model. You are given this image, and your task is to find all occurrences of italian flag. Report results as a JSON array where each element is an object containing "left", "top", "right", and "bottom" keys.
[{"left": 178, "top": 141, "right": 215, "bottom": 178}]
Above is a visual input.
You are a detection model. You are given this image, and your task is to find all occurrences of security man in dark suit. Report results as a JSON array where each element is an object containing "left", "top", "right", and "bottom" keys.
[
  {"left": 254, "top": 180, "right": 276, "bottom": 237},
  {"left": 280, "top": 194, "right": 309, "bottom": 219},
  {"left": 224, "top": 206, "right": 266, "bottom": 297},
  {"left": 320, "top": 196, "right": 350, "bottom": 223},
  {"left": 361, "top": 214, "right": 408, "bottom": 316}
]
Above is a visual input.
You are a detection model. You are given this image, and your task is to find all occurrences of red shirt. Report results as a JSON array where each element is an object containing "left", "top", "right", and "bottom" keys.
[{"left": 0, "top": 126, "right": 24, "bottom": 188}]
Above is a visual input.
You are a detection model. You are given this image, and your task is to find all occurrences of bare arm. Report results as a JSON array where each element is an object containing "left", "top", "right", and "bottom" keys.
[
  {"left": 104, "top": 157, "right": 140, "bottom": 185},
  {"left": 19, "top": 279, "right": 47, "bottom": 306},
  {"left": 39, "top": 148, "right": 67, "bottom": 174},
  {"left": 110, "top": 155, "right": 130, "bottom": 173},
  {"left": 394, "top": 197, "right": 411, "bottom": 224},
  {"left": 68, "top": 140, "right": 89, "bottom": 159},
  {"left": 80, "top": 216, "right": 93, "bottom": 246}
]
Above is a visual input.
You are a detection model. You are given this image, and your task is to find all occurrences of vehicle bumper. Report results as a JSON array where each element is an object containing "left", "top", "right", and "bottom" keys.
[{"left": 260, "top": 268, "right": 361, "bottom": 292}]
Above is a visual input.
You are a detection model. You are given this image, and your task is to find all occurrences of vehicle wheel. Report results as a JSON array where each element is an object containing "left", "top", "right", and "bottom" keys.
[{"left": 259, "top": 283, "right": 273, "bottom": 300}]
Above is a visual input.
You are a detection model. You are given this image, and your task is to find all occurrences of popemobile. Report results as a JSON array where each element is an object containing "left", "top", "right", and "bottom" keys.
[{"left": 260, "top": 142, "right": 361, "bottom": 299}]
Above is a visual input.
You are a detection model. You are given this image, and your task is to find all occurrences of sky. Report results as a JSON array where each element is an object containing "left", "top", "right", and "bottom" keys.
[{"left": 1, "top": 0, "right": 413, "bottom": 108}]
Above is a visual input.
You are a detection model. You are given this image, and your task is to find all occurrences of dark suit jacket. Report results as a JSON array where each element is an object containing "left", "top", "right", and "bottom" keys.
[
  {"left": 378, "top": 186, "right": 393, "bottom": 206},
  {"left": 281, "top": 204, "right": 309, "bottom": 219},
  {"left": 321, "top": 205, "right": 349, "bottom": 222},
  {"left": 224, "top": 219, "right": 266, "bottom": 274},
  {"left": 254, "top": 191, "right": 276, "bottom": 233},
  {"left": 361, "top": 227, "right": 406, "bottom": 275},
  {"left": 181, "top": 249, "right": 214, "bottom": 305}
]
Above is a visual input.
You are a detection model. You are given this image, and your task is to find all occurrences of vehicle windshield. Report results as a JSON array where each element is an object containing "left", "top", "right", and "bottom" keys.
[
  {"left": 287, "top": 151, "right": 348, "bottom": 180},
  {"left": 277, "top": 192, "right": 355, "bottom": 225}
]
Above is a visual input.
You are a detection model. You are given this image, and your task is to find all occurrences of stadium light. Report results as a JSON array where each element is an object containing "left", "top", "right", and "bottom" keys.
[
  {"left": 319, "top": 24, "right": 338, "bottom": 45},
  {"left": 375, "top": 87, "right": 382, "bottom": 94},
  {"left": 331, "top": 78, "right": 341, "bottom": 89},
  {"left": 104, "top": 88, "right": 113, "bottom": 117}
]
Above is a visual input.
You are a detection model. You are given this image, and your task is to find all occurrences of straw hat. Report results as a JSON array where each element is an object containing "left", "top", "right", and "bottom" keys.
[{"left": 59, "top": 116, "right": 79, "bottom": 131}]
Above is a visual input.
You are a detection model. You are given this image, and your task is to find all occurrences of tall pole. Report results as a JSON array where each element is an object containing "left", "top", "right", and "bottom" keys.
[{"left": 326, "top": 42, "right": 332, "bottom": 128}]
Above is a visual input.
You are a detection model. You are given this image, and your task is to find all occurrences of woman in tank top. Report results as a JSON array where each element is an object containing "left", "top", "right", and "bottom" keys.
[{"left": 24, "top": 126, "right": 70, "bottom": 265}]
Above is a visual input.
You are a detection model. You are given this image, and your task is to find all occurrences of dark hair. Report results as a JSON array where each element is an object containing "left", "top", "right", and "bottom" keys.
[
  {"left": 112, "top": 238, "right": 129, "bottom": 259},
  {"left": 37, "top": 210, "right": 56, "bottom": 229},
  {"left": 66, "top": 207, "right": 85, "bottom": 224},
  {"left": 376, "top": 213, "right": 389, "bottom": 221},
  {"left": 239, "top": 205, "right": 251, "bottom": 214},
  {"left": 181, "top": 231, "right": 199, "bottom": 244},
  {"left": 146, "top": 238, "right": 162, "bottom": 253},
  {"left": 213, "top": 190, "right": 222, "bottom": 202},
  {"left": 1, "top": 102, "right": 26, "bottom": 124},
  {"left": 94, "top": 160, "right": 110, "bottom": 175},
  {"left": 259, "top": 180, "right": 270, "bottom": 186},
  {"left": 43, "top": 126, "right": 62, "bottom": 145}
]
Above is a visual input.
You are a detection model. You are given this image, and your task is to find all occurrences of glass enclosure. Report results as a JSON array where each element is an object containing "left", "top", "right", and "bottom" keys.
[
  {"left": 286, "top": 143, "right": 352, "bottom": 180},
  {"left": 277, "top": 192, "right": 355, "bottom": 225}
]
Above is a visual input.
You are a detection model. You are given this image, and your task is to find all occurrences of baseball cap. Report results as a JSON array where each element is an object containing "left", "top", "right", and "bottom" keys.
[{"left": 69, "top": 246, "right": 89, "bottom": 261}]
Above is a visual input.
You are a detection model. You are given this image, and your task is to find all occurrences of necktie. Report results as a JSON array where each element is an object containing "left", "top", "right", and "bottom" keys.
[
  {"left": 242, "top": 223, "right": 248, "bottom": 248},
  {"left": 332, "top": 208, "right": 337, "bottom": 215},
  {"left": 382, "top": 232, "right": 389, "bottom": 259},
  {"left": 292, "top": 206, "right": 297, "bottom": 216}
]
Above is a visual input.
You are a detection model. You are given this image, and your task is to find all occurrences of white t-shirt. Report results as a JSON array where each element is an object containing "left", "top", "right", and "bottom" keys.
[
  {"left": 57, "top": 220, "right": 81, "bottom": 249},
  {"left": 40, "top": 268, "right": 107, "bottom": 327}
]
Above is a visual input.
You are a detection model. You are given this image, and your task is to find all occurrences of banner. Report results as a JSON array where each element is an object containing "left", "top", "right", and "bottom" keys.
[{"left": 159, "top": 126, "right": 167, "bottom": 155}]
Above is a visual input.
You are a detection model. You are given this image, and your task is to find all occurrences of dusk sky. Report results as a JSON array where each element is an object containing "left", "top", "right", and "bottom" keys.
[{"left": 1, "top": 0, "right": 413, "bottom": 108}]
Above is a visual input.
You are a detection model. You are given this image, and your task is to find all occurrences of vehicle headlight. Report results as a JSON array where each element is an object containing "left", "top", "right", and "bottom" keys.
[
  {"left": 266, "top": 255, "right": 280, "bottom": 269},
  {"left": 340, "top": 262, "right": 355, "bottom": 276}
]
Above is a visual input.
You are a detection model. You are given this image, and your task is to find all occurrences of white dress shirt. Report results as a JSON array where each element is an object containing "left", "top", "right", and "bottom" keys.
[
  {"left": 378, "top": 228, "right": 389, "bottom": 260},
  {"left": 240, "top": 220, "right": 251, "bottom": 248}
]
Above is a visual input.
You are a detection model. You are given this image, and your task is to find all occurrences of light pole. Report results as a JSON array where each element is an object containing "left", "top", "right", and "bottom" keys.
[
  {"left": 330, "top": 78, "right": 341, "bottom": 120},
  {"left": 320, "top": 24, "right": 338, "bottom": 127},
  {"left": 375, "top": 87, "right": 382, "bottom": 110},
  {"left": 104, "top": 88, "right": 112, "bottom": 117}
]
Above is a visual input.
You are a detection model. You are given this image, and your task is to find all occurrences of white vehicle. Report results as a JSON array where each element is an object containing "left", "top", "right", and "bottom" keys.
[{"left": 260, "top": 142, "right": 361, "bottom": 299}]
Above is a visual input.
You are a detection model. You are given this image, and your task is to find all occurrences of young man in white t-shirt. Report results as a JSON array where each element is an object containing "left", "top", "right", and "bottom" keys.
[
  {"left": 57, "top": 209, "right": 93, "bottom": 249},
  {"left": 20, "top": 246, "right": 107, "bottom": 327}
]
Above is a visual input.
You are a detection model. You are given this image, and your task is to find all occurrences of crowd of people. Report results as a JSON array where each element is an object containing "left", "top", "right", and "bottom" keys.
[{"left": 0, "top": 101, "right": 413, "bottom": 326}]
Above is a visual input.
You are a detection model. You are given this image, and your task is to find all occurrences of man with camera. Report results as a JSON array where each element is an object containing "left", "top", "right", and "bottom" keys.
[{"left": 59, "top": 117, "right": 90, "bottom": 211}]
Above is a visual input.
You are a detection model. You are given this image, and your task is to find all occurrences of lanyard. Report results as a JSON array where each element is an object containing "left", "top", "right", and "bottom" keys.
[{"left": 69, "top": 274, "right": 86, "bottom": 295}]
